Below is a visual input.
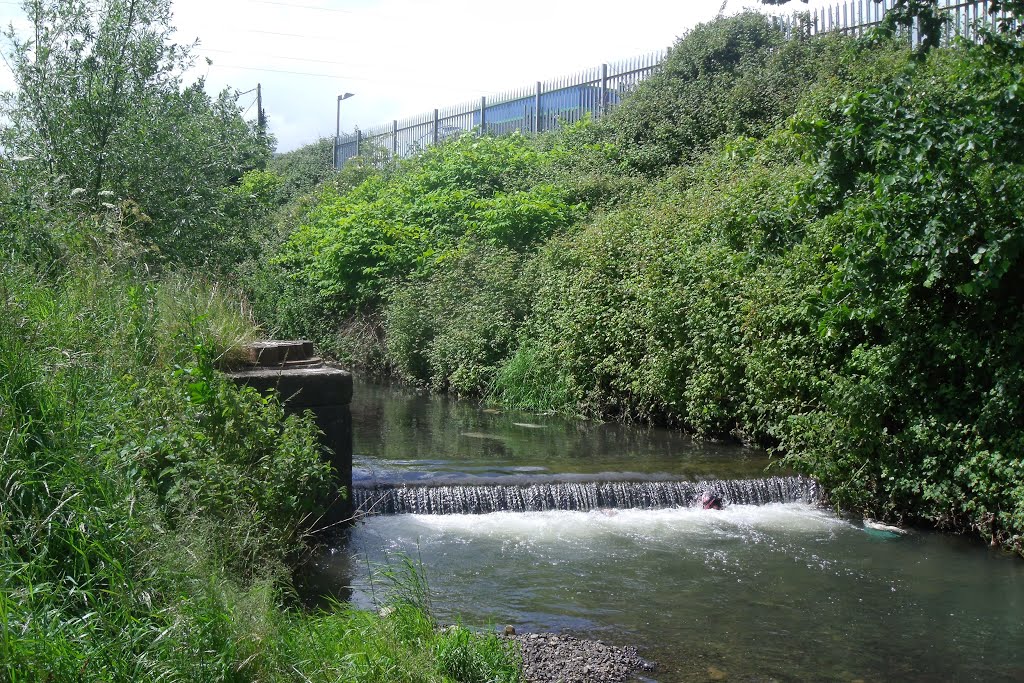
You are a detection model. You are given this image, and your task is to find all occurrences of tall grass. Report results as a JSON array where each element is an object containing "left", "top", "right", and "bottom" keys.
[
  {"left": 488, "top": 341, "right": 575, "bottom": 414},
  {"left": 0, "top": 255, "right": 520, "bottom": 681},
  {"left": 272, "top": 559, "right": 520, "bottom": 683}
]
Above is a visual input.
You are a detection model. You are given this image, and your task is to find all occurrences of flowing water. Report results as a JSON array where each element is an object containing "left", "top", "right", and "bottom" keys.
[{"left": 313, "top": 381, "right": 1024, "bottom": 682}]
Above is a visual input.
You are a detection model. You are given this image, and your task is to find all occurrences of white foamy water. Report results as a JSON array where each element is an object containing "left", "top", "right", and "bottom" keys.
[
  {"left": 359, "top": 503, "right": 848, "bottom": 545},
  {"left": 340, "top": 503, "right": 1024, "bottom": 683}
]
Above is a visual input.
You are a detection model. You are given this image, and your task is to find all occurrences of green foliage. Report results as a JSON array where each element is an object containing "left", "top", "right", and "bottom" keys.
[
  {"left": 508, "top": 139, "right": 806, "bottom": 426},
  {"left": 1, "top": 253, "right": 517, "bottom": 679},
  {"left": 271, "top": 601, "right": 521, "bottom": 683},
  {"left": 268, "top": 133, "right": 584, "bottom": 324},
  {"left": 247, "top": 13, "right": 1024, "bottom": 556},
  {"left": 0, "top": 259, "right": 316, "bottom": 679},
  {"left": 384, "top": 246, "right": 536, "bottom": 395},
  {"left": 501, "top": 31, "right": 1024, "bottom": 549},
  {"left": 125, "top": 343, "right": 334, "bottom": 570},
  {"left": 268, "top": 137, "right": 337, "bottom": 201},
  {"left": 489, "top": 340, "right": 575, "bottom": 414},
  {"left": 773, "top": 29, "right": 1024, "bottom": 543},
  {"left": 1, "top": 0, "right": 273, "bottom": 270},
  {"left": 0, "top": 3, "right": 534, "bottom": 680},
  {"left": 372, "top": 24, "right": 1024, "bottom": 551},
  {"left": 876, "top": 0, "right": 948, "bottom": 55},
  {"left": 603, "top": 12, "right": 845, "bottom": 174}
]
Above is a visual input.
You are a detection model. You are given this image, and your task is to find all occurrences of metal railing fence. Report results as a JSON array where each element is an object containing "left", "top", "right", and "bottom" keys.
[
  {"left": 774, "top": 0, "right": 1011, "bottom": 40},
  {"left": 334, "top": 0, "right": 1008, "bottom": 168},
  {"left": 334, "top": 51, "right": 662, "bottom": 167}
]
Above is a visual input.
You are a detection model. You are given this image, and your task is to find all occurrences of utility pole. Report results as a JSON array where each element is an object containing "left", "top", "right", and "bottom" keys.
[{"left": 256, "top": 83, "right": 266, "bottom": 132}]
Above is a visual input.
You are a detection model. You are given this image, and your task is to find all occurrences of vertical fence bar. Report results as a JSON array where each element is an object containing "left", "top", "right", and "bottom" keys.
[
  {"left": 432, "top": 109, "right": 439, "bottom": 146},
  {"left": 480, "top": 96, "right": 486, "bottom": 135},
  {"left": 535, "top": 81, "right": 542, "bottom": 134},
  {"left": 392, "top": 120, "right": 398, "bottom": 157}
]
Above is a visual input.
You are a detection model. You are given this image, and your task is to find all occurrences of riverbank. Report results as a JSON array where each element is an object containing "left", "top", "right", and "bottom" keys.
[
  {"left": 504, "top": 633, "right": 655, "bottom": 683},
  {"left": 0, "top": 263, "right": 524, "bottom": 681},
  {"left": 254, "top": 11, "right": 1024, "bottom": 556}
]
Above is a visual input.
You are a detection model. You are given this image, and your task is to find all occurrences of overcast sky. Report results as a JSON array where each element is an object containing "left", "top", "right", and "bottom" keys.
[{"left": 1, "top": 0, "right": 830, "bottom": 153}]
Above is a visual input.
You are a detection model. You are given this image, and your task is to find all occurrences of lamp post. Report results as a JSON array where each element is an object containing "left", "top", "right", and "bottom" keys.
[{"left": 334, "top": 92, "right": 354, "bottom": 168}]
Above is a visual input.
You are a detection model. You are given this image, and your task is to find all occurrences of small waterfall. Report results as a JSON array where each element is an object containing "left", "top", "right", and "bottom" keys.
[{"left": 353, "top": 476, "right": 822, "bottom": 516}]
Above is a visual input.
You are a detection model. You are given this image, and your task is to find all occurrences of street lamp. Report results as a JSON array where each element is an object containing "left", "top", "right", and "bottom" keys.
[{"left": 334, "top": 92, "right": 354, "bottom": 168}]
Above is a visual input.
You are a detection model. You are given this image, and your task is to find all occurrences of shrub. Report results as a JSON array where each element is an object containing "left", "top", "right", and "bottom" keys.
[
  {"left": 384, "top": 245, "right": 537, "bottom": 396},
  {"left": 605, "top": 12, "right": 843, "bottom": 174},
  {"left": 265, "top": 132, "right": 584, "bottom": 347}
]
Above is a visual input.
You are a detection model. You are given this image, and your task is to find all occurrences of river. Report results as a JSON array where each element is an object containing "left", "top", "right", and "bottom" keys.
[{"left": 307, "top": 381, "right": 1024, "bottom": 682}]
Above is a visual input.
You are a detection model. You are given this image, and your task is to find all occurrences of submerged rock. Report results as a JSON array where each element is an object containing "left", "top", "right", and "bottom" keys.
[
  {"left": 863, "top": 519, "right": 908, "bottom": 534},
  {"left": 503, "top": 631, "right": 655, "bottom": 683}
]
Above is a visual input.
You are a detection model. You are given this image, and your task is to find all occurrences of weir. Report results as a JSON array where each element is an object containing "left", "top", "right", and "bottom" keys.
[{"left": 353, "top": 475, "right": 821, "bottom": 515}]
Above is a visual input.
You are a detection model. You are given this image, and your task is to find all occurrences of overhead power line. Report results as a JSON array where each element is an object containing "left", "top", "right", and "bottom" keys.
[
  {"left": 238, "top": 0, "right": 417, "bottom": 22},
  {"left": 243, "top": 0, "right": 356, "bottom": 13},
  {"left": 246, "top": 28, "right": 340, "bottom": 41},
  {"left": 202, "top": 47, "right": 394, "bottom": 71},
  {"left": 204, "top": 61, "right": 498, "bottom": 94}
]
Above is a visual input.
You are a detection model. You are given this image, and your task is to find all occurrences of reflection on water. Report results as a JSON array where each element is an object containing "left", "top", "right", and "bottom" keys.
[
  {"left": 327, "top": 381, "right": 1024, "bottom": 683},
  {"left": 351, "top": 381, "right": 775, "bottom": 483}
]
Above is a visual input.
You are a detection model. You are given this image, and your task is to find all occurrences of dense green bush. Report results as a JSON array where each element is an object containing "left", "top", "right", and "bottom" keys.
[
  {"left": 264, "top": 133, "right": 584, "bottom": 336},
  {"left": 0, "top": 249, "right": 521, "bottom": 680},
  {"left": 1, "top": 0, "right": 272, "bottom": 270},
  {"left": 248, "top": 7, "right": 1024, "bottom": 556},
  {"left": 490, "top": 26, "right": 1024, "bottom": 549},
  {"left": 769, "top": 26, "right": 1024, "bottom": 543},
  {"left": 0, "top": 260, "right": 323, "bottom": 677},
  {"left": 1, "top": 2, "right": 528, "bottom": 679},
  {"left": 496, "top": 137, "right": 805, "bottom": 427},
  {"left": 603, "top": 13, "right": 840, "bottom": 174},
  {"left": 385, "top": 245, "right": 537, "bottom": 395},
  {"left": 268, "top": 137, "right": 336, "bottom": 201}
]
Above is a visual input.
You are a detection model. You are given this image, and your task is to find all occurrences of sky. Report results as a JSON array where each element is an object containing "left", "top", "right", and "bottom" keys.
[{"left": 0, "top": 0, "right": 832, "bottom": 153}]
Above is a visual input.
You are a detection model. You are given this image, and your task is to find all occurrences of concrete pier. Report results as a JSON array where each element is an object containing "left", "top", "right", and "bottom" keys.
[{"left": 228, "top": 341, "right": 353, "bottom": 528}]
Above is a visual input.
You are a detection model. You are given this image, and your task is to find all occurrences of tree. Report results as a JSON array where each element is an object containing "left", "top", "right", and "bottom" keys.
[{"left": 1, "top": 0, "right": 272, "bottom": 268}]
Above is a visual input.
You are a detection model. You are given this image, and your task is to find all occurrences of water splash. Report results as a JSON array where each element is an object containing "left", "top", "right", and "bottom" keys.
[{"left": 353, "top": 476, "right": 821, "bottom": 515}]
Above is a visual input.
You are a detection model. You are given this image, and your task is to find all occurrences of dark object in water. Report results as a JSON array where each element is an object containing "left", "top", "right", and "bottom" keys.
[{"left": 701, "top": 491, "right": 724, "bottom": 510}]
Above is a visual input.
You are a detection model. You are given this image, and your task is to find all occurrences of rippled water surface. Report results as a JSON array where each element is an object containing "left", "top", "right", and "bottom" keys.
[{"left": 315, "top": 382, "right": 1024, "bottom": 682}]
